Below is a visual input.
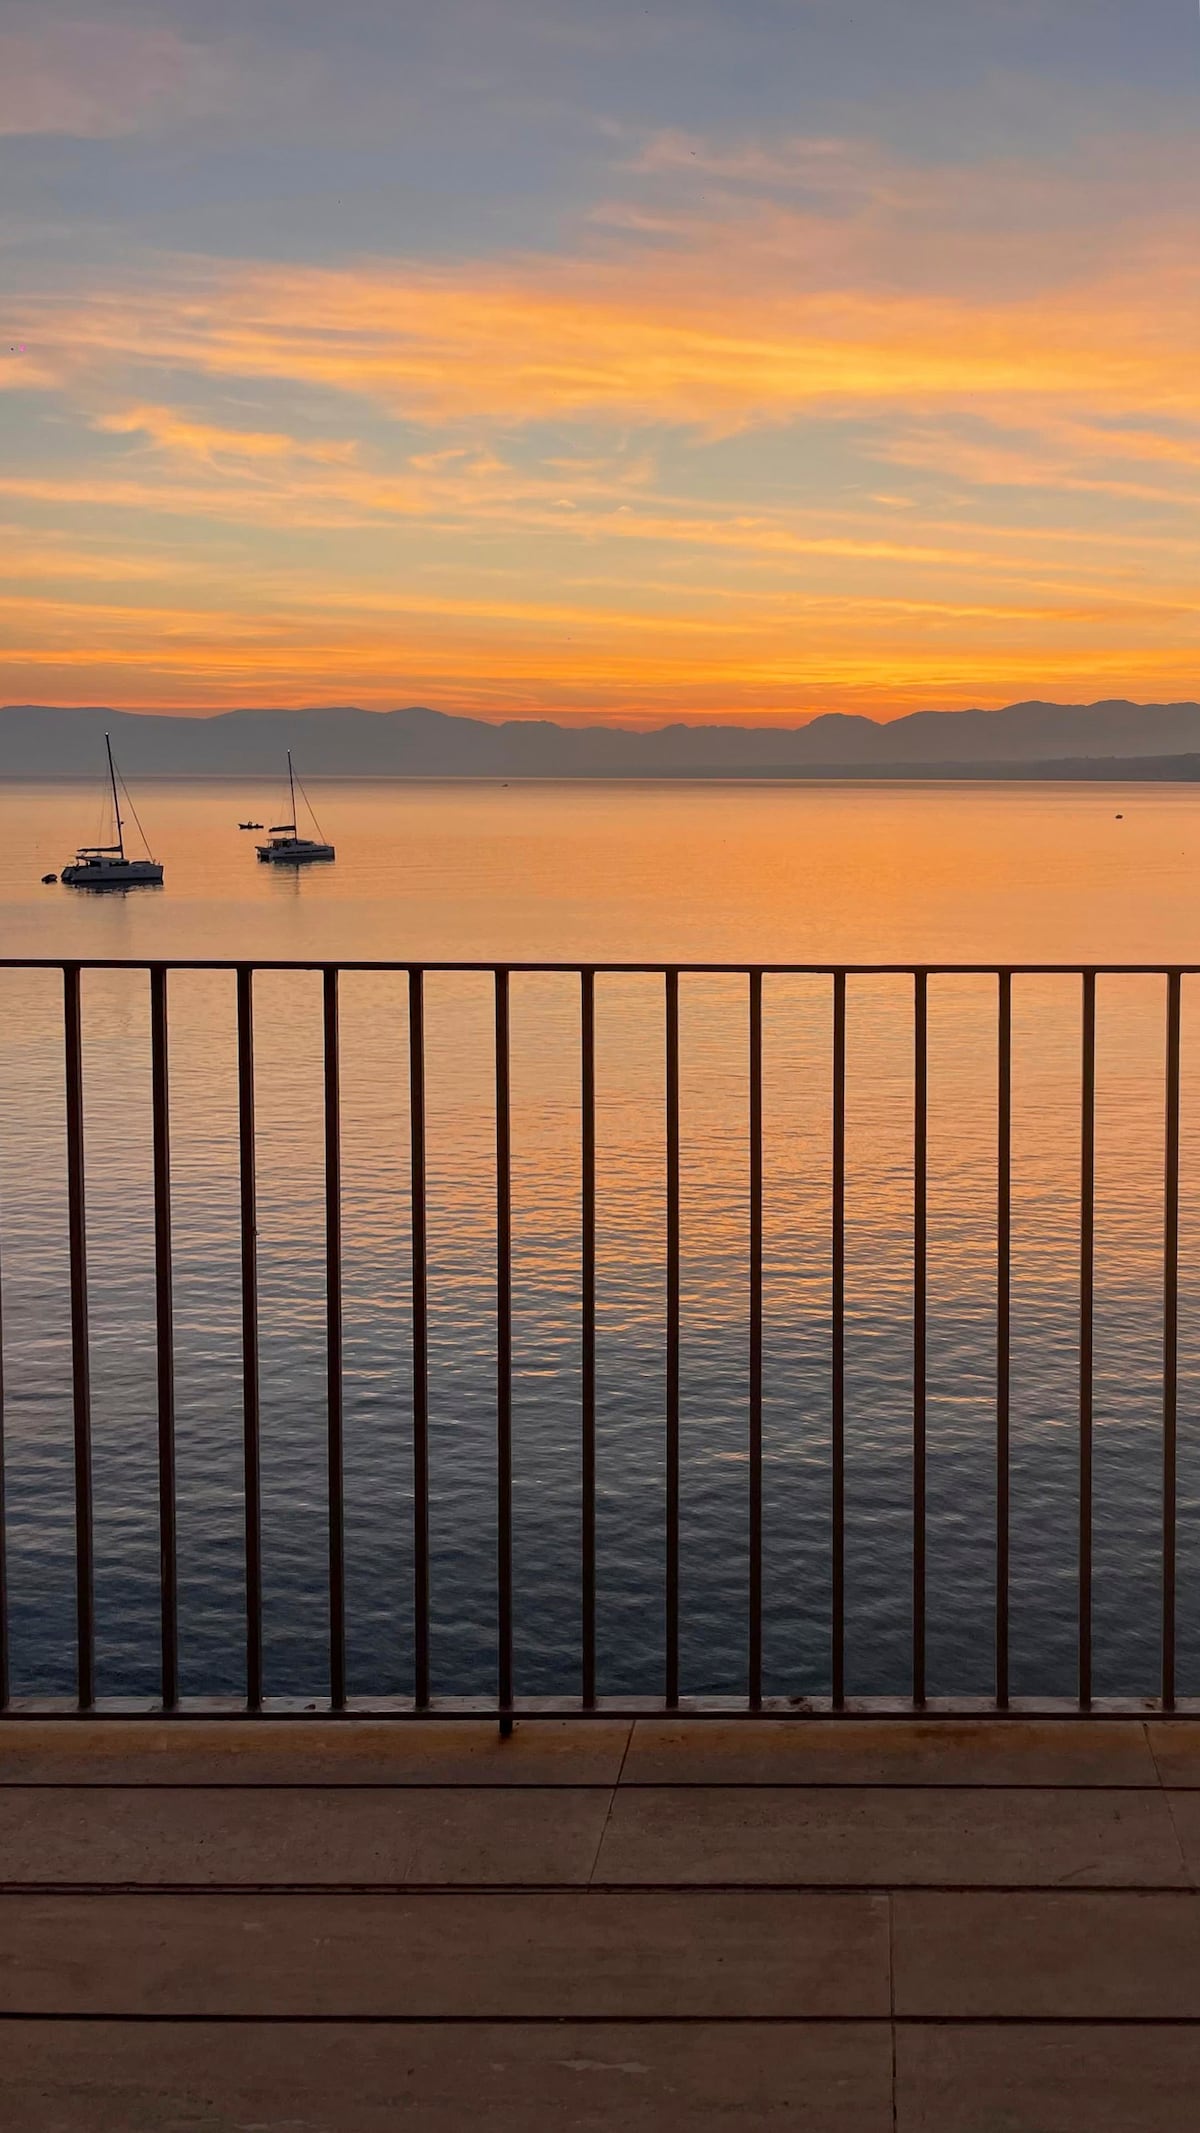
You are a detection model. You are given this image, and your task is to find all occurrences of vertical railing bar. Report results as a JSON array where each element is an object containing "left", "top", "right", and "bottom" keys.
[
  {"left": 0, "top": 1077, "right": 8, "bottom": 1711},
  {"left": 1079, "top": 970, "right": 1096, "bottom": 1710},
  {"left": 409, "top": 969, "right": 430, "bottom": 1710},
  {"left": 996, "top": 971, "right": 1012, "bottom": 1710},
  {"left": 324, "top": 968, "right": 346, "bottom": 1712},
  {"left": 665, "top": 968, "right": 680, "bottom": 1710},
  {"left": 581, "top": 969, "right": 597, "bottom": 1708},
  {"left": 749, "top": 969, "right": 764, "bottom": 1709},
  {"left": 63, "top": 964, "right": 94, "bottom": 1711},
  {"left": 0, "top": 1019, "right": 8, "bottom": 1714},
  {"left": 236, "top": 966, "right": 262, "bottom": 1714},
  {"left": 831, "top": 971, "right": 846, "bottom": 1710},
  {"left": 149, "top": 966, "right": 178, "bottom": 1710},
  {"left": 0, "top": 1254, "right": 5, "bottom": 1712},
  {"left": 495, "top": 969, "right": 513, "bottom": 1731},
  {"left": 1163, "top": 971, "right": 1182, "bottom": 1712},
  {"left": 913, "top": 971, "right": 928, "bottom": 1708}
]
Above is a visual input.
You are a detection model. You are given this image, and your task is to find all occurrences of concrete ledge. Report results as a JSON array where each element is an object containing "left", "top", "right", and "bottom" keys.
[
  {"left": 894, "top": 1890, "right": 1200, "bottom": 2017},
  {"left": 0, "top": 2018, "right": 896, "bottom": 2132},
  {"left": 0, "top": 1785, "right": 612, "bottom": 1886},
  {"left": 0, "top": 1719, "right": 631, "bottom": 1786},
  {"left": 2, "top": 1720, "right": 1194, "bottom": 2128},
  {"left": 595, "top": 1784, "right": 1188, "bottom": 1887},
  {"left": 0, "top": 1889, "right": 891, "bottom": 2017},
  {"left": 625, "top": 1718, "right": 1159, "bottom": 1787},
  {"left": 1150, "top": 1723, "right": 1200, "bottom": 1786},
  {"left": 896, "top": 2023, "right": 1200, "bottom": 2133}
]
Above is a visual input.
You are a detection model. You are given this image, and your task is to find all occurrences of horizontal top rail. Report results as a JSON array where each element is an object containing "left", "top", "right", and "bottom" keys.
[{"left": 0, "top": 959, "right": 1197, "bottom": 976}]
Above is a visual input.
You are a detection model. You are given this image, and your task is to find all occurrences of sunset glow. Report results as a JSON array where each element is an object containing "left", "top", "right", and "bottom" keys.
[{"left": 3, "top": 0, "right": 1199, "bottom": 723}]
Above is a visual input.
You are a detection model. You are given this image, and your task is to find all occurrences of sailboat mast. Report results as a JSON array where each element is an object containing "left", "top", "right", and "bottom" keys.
[
  {"left": 288, "top": 749, "right": 297, "bottom": 831},
  {"left": 105, "top": 732, "right": 124, "bottom": 860}
]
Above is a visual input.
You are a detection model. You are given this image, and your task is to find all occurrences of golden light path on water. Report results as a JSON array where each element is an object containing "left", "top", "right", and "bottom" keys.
[{"left": 1, "top": 776, "right": 1199, "bottom": 1702}]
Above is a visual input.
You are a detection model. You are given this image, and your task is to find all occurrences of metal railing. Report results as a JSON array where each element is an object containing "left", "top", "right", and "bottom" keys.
[{"left": 0, "top": 958, "right": 1193, "bottom": 1722}]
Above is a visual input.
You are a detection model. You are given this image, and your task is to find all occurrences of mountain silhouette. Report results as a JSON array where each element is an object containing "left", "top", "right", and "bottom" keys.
[{"left": 5, "top": 700, "right": 1200, "bottom": 777}]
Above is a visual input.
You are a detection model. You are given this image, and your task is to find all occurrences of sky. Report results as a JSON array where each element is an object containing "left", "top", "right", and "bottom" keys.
[{"left": 2, "top": 0, "right": 1199, "bottom": 726}]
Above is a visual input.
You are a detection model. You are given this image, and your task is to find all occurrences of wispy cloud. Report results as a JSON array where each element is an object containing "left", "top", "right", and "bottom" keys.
[
  {"left": 94, "top": 404, "right": 359, "bottom": 468},
  {"left": 0, "top": 16, "right": 226, "bottom": 138},
  {"left": 15, "top": 122, "right": 1197, "bottom": 443},
  {"left": 3, "top": 103, "right": 1199, "bottom": 717}
]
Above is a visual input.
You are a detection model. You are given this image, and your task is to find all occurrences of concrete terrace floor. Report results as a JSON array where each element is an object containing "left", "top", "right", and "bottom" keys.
[{"left": 4, "top": 1720, "right": 1200, "bottom": 2127}]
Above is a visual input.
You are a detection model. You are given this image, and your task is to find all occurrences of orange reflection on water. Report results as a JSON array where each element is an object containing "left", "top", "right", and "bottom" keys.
[{"left": 1, "top": 781, "right": 1200, "bottom": 1697}]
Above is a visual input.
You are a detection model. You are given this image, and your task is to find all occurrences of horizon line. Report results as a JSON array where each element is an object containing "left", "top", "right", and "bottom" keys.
[{"left": 3, "top": 694, "right": 1197, "bottom": 734}]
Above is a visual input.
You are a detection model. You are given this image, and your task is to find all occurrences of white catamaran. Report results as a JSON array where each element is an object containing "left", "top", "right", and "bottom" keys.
[
  {"left": 61, "top": 734, "right": 164, "bottom": 889},
  {"left": 256, "top": 752, "right": 335, "bottom": 864}
]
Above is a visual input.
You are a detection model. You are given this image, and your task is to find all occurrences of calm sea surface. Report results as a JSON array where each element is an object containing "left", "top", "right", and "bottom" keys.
[{"left": 3, "top": 774, "right": 1200, "bottom": 1705}]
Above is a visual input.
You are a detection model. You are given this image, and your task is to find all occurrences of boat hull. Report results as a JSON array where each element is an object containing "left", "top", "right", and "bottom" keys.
[
  {"left": 61, "top": 859, "right": 164, "bottom": 888},
  {"left": 256, "top": 841, "right": 335, "bottom": 864}
]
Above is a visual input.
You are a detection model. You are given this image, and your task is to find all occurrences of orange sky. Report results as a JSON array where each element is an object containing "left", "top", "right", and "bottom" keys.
[{"left": 3, "top": 2, "right": 1199, "bottom": 724}]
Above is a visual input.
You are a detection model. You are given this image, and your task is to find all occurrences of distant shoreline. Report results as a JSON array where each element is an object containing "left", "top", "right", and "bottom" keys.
[
  {"left": 8, "top": 698, "right": 1200, "bottom": 780},
  {"left": 6, "top": 759, "right": 1200, "bottom": 785}
]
